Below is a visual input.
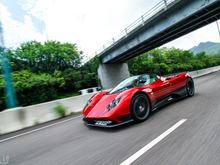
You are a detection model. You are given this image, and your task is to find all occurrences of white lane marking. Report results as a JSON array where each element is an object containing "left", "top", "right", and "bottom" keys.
[
  {"left": 0, "top": 115, "right": 81, "bottom": 143},
  {"left": 120, "top": 119, "right": 187, "bottom": 165}
]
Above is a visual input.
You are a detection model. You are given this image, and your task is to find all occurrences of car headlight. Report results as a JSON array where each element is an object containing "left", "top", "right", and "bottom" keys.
[{"left": 106, "top": 97, "right": 121, "bottom": 111}]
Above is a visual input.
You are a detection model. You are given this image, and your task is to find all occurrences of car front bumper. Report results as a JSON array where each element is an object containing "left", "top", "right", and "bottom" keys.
[{"left": 82, "top": 118, "right": 133, "bottom": 128}]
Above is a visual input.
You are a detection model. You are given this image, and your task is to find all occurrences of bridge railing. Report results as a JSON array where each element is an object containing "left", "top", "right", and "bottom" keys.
[{"left": 96, "top": 0, "right": 177, "bottom": 56}]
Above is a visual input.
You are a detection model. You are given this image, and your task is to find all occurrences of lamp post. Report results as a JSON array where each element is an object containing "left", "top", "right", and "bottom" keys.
[{"left": 0, "top": 20, "right": 17, "bottom": 109}]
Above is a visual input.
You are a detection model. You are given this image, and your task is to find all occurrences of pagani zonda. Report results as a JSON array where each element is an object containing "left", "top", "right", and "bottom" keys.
[{"left": 82, "top": 72, "right": 194, "bottom": 127}]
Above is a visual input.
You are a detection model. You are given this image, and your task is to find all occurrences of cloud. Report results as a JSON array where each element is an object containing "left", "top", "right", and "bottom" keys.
[
  {"left": 0, "top": 0, "right": 219, "bottom": 57},
  {"left": 0, "top": 3, "right": 46, "bottom": 48},
  {"left": 11, "top": 0, "right": 158, "bottom": 56}
]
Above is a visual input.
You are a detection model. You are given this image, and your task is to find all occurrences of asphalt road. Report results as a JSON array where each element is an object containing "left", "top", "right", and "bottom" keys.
[{"left": 1, "top": 71, "right": 220, "bottom": 165}]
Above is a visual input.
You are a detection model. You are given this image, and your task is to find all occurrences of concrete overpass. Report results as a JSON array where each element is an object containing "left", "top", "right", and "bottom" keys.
[{"left": 98, "top": 0, "right": 220, "bottom": 89}]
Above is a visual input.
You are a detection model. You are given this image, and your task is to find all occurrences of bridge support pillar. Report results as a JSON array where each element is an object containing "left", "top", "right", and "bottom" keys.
[{"left": 98, "top": 63, "right": 130, "bottom": 89}]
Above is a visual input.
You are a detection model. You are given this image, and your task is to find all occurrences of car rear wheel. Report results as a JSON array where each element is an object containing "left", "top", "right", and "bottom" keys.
[
  {"left": 131, "top": 94, "right": 151, "bottom": 122},
  {"left": 186, "top": 78, "right": 195, "bottom": 97}
]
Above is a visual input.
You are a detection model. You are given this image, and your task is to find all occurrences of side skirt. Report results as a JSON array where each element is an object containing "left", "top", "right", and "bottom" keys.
[{"left": 152, "top": 86, "right": 187, "bottom": 111}]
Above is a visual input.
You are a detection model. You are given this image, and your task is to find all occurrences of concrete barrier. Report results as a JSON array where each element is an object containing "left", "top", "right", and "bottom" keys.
[
  {"left": 0, "top": 93, "right": 95, "bottom": 134},
  {"left": 0, "top": 65, "right": 220, "bottom": 134},
  {"left": 0, "top": 107, "right": 26, "bottom": 134},
  {"left": 190, "top": 65, "right": 220, "bottom": 78}
]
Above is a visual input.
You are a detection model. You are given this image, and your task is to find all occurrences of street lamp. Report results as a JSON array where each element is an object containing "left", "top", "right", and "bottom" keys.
[{"left": 0, "top": 20, "right": 17, "bottom": 109}]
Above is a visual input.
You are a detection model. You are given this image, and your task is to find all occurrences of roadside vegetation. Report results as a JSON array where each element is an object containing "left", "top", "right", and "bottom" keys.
[
  {"left": 128, "top": 48, "right": 220, "bottom": 75},
  {"left": 53, "top": 104, "right": 67, "bottom": 118},
  {"left": 0, "top": 40, "right": 220, "bottom": 110}
]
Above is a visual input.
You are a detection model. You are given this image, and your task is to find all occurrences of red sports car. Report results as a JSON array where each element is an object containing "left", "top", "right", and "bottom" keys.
[{"left": 82, "top": 72, "right": 194, "bottom": 127}]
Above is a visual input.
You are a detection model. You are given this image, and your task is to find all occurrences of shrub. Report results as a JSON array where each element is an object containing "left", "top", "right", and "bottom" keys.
[{"left": 53, "top": 104, "right": 67, "bottom": 118}]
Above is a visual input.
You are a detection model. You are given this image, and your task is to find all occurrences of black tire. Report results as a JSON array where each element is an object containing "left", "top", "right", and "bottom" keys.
[
  {"left": 131, "top": 94, "right": 151, "bottom": 122},
  {"left": 186, "top": 78, "right": 195, "bottom": 97}
]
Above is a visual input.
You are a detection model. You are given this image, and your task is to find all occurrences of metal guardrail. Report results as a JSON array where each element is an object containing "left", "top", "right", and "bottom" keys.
[{"left": 95, "top": 0, "right": 177, "bottom": 56}]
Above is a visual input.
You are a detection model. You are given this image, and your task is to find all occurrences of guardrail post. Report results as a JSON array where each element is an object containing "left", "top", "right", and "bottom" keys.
[
  {"left": 163, "top": 0, "right": 168, "bottom": 9},
  {"left": 125, "top": 28, "right": 128, "bottom": 37},
  {"left": 112, "top": 38, "right": 115, "bottom": 43},
  {"left": 141, "top": 15, "right": 145, "bottom": 25}
]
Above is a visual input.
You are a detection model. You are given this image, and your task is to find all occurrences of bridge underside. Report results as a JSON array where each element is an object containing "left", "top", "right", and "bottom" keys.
[{"left": 100, "top": 0, "right": 220, "bottom": 64}]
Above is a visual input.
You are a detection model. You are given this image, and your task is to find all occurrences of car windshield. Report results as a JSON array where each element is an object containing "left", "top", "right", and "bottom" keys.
[{"left": 109, "top": 74, "right": 152, "bottom": 94}]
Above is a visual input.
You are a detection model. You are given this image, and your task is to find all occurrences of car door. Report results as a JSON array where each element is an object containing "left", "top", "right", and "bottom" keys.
[
  {"left": 168, "top": 74, "right": 186, "bottom": 92},
  {"left": 151, "top": 78, "right": 171, "bottom": 100}
]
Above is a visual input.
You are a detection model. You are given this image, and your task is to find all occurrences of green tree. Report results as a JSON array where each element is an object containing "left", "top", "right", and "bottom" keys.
[
  {"left": 128, "top": 47, "right": 220, "bottom": 75},
  {"left": 10, "top": 41, "right": 82, "bottom": 73}
]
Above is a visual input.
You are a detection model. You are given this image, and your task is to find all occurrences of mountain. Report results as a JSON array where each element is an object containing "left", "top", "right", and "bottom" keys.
[{"left": 190, "top": 41, "right": 220, "bottom": 55}]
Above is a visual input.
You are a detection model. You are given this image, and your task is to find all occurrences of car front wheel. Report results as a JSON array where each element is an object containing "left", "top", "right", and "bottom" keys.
[{"left": 131, "top": 94, "right": 151, "bottom": 122}]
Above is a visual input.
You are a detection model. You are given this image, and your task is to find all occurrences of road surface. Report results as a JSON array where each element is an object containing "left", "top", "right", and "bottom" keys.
[{"left": 0, "top": 71, "right": 220, "bottom": 165}]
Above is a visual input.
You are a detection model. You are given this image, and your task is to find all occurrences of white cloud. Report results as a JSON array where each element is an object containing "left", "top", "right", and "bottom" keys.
[
  {"left": 18, "top": 0, "right": 54, "bottom": 20},
  {"left": 0, "top": 0, "right": 219, "bottom": 57},
  {"left": 13, "top": 0, "right": 158, "bottom": 56},
  {"left": 42, "top": 0, "right": 142, "bottom": 55},
  {"left": 0, "top": 3, "right": 46, "bottom": 48}
]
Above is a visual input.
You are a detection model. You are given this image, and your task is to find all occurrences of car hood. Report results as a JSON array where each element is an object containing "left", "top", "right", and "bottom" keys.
[{"left": 86, "top": 93, "right": 119, "bottom": 118}]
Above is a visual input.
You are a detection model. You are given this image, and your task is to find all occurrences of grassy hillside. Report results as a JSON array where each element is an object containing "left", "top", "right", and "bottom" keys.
[{"left": 190, "top": 41, "right": 220, "bottom": 55}]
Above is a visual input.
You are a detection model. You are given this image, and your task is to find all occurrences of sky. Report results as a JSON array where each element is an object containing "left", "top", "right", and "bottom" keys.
[{"left": 0, "top": 0, "right": 219, "bottom": 59}]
